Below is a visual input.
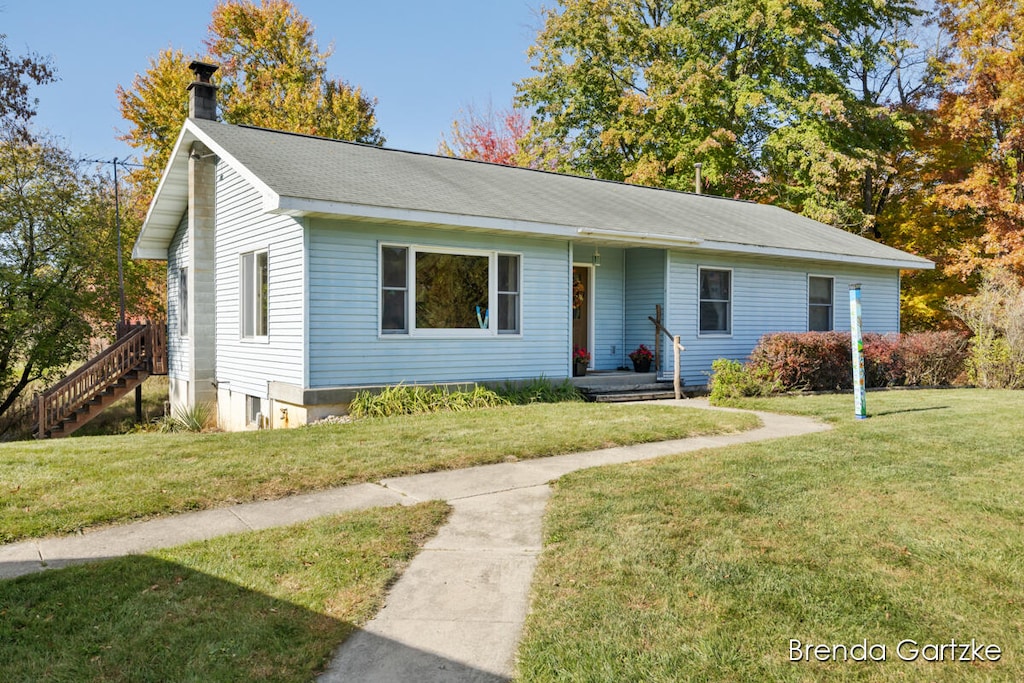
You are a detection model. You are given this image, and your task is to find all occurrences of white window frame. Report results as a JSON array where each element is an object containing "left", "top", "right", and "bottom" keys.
[
  {"left": 698, "top": 266, "right": 733, "bottom": 337},
  {"left": 807, "top": 275, "right": 835, "bottom": 332},
  {"left": 378, "top": 243, "right": 523, "bottom": 338},
  {"left": 497, "top": 253, "right": 522, "bottom": 335},
  {"left": 245, "top": 395, "right": 261, "bottom": 426},
  {"left": 241, "top": 250, "right": 269, "bottom": 341},
  {"left": 178, "top": 266, "right": 189, "bottom": 337}
]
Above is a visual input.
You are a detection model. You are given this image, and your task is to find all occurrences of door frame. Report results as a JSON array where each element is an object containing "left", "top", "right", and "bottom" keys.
[{"left": 571, "top": 263, "right": 595, "bottom": 369}]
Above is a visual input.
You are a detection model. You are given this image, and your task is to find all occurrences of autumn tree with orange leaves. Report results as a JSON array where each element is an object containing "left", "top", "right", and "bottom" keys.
[
  {"left": 931, "top": 0, "right": 1024, "bottom": 278},
  {"left": 119, "top": 0, "right": 383, "bottom": 195}
]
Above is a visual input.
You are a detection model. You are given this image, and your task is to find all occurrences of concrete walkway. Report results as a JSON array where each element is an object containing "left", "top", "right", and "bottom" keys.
[{"left": 0, "top": 400, "right": 828, "bottom": 681}]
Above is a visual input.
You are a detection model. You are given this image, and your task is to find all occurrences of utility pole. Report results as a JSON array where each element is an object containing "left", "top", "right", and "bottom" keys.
[
  {"left": 81, "top": 157, "right": 141, "bottom": 335},
  {"left": 82, "top": 156, "right": 144, "bottom": 421}
]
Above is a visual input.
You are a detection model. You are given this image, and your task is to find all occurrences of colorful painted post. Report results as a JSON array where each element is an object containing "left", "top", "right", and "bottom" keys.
[{"left": 849, "top": 284, "right": 867, "bottom": 419}]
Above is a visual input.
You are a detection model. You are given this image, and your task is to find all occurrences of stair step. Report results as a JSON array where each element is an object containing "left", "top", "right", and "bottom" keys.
[
  {"left": 590, "top": 391, "right": 680, "bottom": 403},
  {"left": 44, "top": 371, "right": 151, "bottom": 438}
]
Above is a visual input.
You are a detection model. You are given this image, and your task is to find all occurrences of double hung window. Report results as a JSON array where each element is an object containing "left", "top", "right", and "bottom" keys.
[
  {"left": 699, "top": 268, "right": 731, "bottom": 335},
  {"left": 808, "top": 276, "right": 834, "bottom": 331},
  {"left": 241, "top": 251, "right": 268, "bottom": 339}
]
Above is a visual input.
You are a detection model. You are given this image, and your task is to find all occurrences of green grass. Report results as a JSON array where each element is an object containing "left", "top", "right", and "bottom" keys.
[
  {"left": 0, "top": 501, "right": 448, "bottom": 682},
  {"left": 0, "top": 402, "right": 758, "bottom": 543},
  {"left": 516, "top": 389, "right": 1024, "bottom": 681}
]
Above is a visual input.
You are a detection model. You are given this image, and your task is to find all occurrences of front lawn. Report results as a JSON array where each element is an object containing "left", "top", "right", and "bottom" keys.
[
  {"left": 516, "top": 389, "right": 1024, "bottom": 681},
  {"left": 0, "top": 501, "right": 448, "bottom": 682},
  {"left": 0, "top": 402, "right": 757, "bottom": 543}
]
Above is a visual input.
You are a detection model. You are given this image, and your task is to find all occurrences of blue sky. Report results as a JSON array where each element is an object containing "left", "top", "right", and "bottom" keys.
[{"left": 3, "top": 0, "right": 544, "bottom": 161}]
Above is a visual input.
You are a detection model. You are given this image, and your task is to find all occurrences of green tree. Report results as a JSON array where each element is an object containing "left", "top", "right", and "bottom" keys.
[
  {"left": 0, "top": 130, "right": 110, "bottom": 426},
  {"left": 515, "top": 0, "right": 919, "bottom": 222},
  {"left": 207, "top": 0, "right": 383, "bottom": 143},
  {"left": 119, "top": 0, "right": 383, "bottom": 198},
  {"left": 760, "top": 11, "right": 928, "bottom": 235},
  {"left": 116, "top": 48, "right": 195, "bottom": 195}
]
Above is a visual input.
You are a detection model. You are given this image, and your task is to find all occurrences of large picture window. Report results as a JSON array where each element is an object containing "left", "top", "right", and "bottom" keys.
[
  {"left": 416, "top": 252, "right": 489, "bottom": 329},
  {"left": 380, "top": 245, "right": 520, "bottom": 335},
  {"left": 241, "top": 250, "right": 268, "bottom": 339},
  {"left": 699, "top": 267, "right": 731, "bottom": 334},
  {"left": 808, "top": 276, "right": 834, "bottom": 331}
]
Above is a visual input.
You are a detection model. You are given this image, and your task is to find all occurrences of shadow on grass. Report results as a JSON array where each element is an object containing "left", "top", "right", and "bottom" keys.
[
  {"left": 0, "top": 555, "right": 504, "bottom": 682},
  {"left": 872, "top": 405, "right": 951, "bottom": 417}
]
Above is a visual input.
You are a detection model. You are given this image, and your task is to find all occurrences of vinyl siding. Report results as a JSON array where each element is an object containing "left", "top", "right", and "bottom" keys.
[
  {"left": 166, "top": 213, "right": 188, "bottom": 380},
  {"left": 308, "top": 219, "right": 569, "bottom": 386},
  {"left": 625, "top": 248, "right": 665, "bottom": 368},
  {"left": 666, "top": 251, "right": 901, "bottom": 386},
  {"left": 214, "top": 163, "right": 304, "bottom": 398}
]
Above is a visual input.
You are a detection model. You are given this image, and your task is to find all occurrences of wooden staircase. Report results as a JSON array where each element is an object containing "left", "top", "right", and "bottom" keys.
[{"left": 34, "top": 322, "right": 168, "bottom": 439}]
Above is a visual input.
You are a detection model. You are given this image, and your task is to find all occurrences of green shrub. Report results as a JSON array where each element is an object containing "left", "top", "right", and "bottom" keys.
[
  {"left": 348, "top": 384, "right": 510, "bottom": 418},
  {"left": 159, "top": 403, "right": 212, "bottom": 432},
  {"left": 498, "top": 377, "right": 583, "bottom": 405},
  {"left": 949, "top": 268, "right": 1024, "bottom": 389},
  {"left": 708, "top": 359, "right": 782, "bottom": 403}
]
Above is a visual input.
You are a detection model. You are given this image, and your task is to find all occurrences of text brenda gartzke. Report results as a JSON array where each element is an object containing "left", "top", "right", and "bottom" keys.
[{"left": 789, "top": 639, "right": 1002, "bottom": 663}]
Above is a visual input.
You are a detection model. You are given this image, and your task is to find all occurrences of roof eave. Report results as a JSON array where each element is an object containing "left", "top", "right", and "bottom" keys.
[
  {"left": 275, "top": 196, "right": 934, "bottom": 271},
  {"left": 132, "top": 119, "right": 281, "bottom": 260},
  {"left": 131, "top": 124, "right": 196, "bottom": 260}
]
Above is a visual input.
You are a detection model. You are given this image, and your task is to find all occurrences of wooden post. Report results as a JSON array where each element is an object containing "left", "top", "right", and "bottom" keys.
[
  {"left": 654, "top": 304, "right": 662, "bottom": 374},
  {"left": 36, "top": 393, "right": 45, "bottom": 438},
  {"left": 673, "top": 335, "right": 682, "bottom": 400}
]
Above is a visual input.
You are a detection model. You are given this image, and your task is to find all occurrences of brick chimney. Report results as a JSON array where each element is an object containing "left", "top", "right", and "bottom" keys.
[{"left": 187, "top": 61, "right": 219, "bottom": 121}]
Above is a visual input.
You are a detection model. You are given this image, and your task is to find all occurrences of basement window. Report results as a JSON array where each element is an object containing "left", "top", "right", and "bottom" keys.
[{"left": 246, "top": 395, "right": 262, "bottom": 426}]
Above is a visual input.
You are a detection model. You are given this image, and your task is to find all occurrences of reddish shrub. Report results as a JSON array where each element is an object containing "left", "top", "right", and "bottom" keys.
[
  {"left": 749, "top": 332, "right": 851, "bottom": 391},
  {"left": 864, "top": 333, "right": 904, "bottom": 387},
  {"left": 746, "top": 331, "right": 969, "bottom": 392},
  {"left": 896, "top": 330, "right": 970, "bottom": 386}
]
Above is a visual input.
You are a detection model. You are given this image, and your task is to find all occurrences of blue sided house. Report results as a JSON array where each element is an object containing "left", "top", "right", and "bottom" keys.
[{"left": 133, "top": 63, "right": 932, "bottom": 431}]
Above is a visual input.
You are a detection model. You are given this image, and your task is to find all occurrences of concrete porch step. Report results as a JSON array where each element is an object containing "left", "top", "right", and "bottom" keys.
[
  {"left": 570, "top": 371, "right": 687, "bottom": 403},
  {"left": 590, "top": 390, "right": 679, "bottom": 403}
]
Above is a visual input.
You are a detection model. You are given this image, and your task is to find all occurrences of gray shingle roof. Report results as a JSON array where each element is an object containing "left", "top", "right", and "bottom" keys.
[{"left": 136, "top": 118, "right": 932, "bottom": 270}]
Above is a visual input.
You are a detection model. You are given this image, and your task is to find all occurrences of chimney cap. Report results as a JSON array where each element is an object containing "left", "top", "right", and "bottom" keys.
[{"left": 188, "top": 61, "right": 219, "bottom": 84}]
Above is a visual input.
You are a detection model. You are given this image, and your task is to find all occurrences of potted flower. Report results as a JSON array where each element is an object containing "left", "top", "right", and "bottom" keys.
[
  {"left": 572, "top": 346, "right": 590, "bottom": 377},
  {"left": 629, "top": 344, "right": 654, "bottom": 372}
]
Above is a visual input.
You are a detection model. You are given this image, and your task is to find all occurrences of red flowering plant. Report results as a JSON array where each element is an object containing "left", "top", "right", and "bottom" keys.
[
  {"left": 628, "top": 344, "right": 654, "bottom": 363},
  {"left": 573, "top": 346, "right": 591, "bottom": 363}
]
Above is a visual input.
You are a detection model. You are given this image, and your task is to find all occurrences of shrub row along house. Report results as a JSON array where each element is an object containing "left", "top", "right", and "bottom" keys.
[{"left": 133, "top": 63, "right": 932, "bottom": 431}]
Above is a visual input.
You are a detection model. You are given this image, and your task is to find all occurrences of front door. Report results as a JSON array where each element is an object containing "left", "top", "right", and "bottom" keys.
[{"left": 572, "top": 266, "right": 591, "bottom": 366}]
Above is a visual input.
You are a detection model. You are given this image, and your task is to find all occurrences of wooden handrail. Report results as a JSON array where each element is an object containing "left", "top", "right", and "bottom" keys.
[
  {"left": 34, "top": 323, "right": 163, "bottom": 438},
  {"left": 649, "top": 308, "right": 686, "bottom": 400}
]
